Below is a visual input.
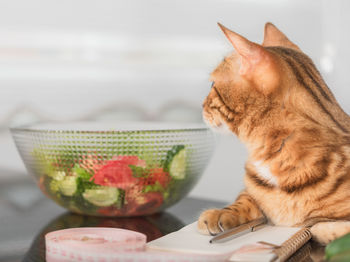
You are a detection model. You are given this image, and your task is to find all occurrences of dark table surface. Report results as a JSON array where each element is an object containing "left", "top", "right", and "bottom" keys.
[{"left": 0, "top": 177, "right": 325, "bottom": 262}]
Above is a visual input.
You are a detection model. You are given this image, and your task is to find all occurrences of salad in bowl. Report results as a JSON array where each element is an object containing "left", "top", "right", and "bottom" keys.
[{"left": 11, "top": 122, "right": 215, "bottom": 216}]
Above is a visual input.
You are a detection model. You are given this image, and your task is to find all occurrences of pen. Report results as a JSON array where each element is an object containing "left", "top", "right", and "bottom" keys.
[{"left": 209, "top": 216, "right": 267, "bottom": 243}]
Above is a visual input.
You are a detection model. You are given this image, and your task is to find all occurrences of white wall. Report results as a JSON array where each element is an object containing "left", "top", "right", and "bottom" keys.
[{"left": 1, "top": 0, "right": 350, "bottom": 201}]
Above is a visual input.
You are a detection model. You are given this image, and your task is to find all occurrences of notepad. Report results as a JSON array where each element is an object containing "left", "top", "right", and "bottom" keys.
[{"left": 147, "top": 222, "right": 311, "bottom": 262}]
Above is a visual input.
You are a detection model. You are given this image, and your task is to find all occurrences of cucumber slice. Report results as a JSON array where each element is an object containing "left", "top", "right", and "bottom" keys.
[
  {"left": 48, "top": 171, "right": 66, "bottom": 181},
  {"left": 49, "top": 179, "right": 60, "bottom": 193},
  {"left": 82, "top": 187, "right": 119, "bottom": 207},
  {"left": 59, "top": 176, "right": 77, "bottom": 196},
  {"left": 164, "top": 145, "right": 187, "bottom": 179}
]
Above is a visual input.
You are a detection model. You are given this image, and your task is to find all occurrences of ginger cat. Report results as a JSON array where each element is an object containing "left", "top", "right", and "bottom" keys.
[{"left": 198, "top": 22, "right": 350, "bottom": 245}]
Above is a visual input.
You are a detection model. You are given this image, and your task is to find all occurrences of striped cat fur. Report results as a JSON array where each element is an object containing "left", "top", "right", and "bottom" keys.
[{"left": 198, "top": 23, "right": 350, "bottom": 245}]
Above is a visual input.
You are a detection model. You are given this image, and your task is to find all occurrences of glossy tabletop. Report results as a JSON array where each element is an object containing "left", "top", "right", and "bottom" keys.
[{"left": 0, "top": 176, "right": 325, "bottom": 262}]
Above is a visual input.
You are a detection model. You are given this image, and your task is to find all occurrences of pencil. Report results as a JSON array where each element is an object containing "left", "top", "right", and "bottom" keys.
[{"left": 209, "top": 216, "right": 267, "bottom": 243}]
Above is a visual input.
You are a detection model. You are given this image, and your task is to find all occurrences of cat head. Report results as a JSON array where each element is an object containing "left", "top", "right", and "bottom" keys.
[{"left": 202, "top": 22, "right": 341, "bottom": 142}]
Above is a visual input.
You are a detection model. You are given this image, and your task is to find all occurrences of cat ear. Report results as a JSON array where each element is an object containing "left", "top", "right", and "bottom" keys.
[
  {"left": 262, "top": 22, "right": 300, "bottom": 51},
  {"left": 218, "top": 23, "right": 280, "bottom": 94},
  {"left": 218, "top": 23, "right": 265, "bottom": 75}
]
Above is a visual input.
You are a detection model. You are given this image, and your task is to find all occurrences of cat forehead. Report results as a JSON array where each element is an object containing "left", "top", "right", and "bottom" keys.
[{"left": 210, "top": 52, "right": 240, "bottom": 81}]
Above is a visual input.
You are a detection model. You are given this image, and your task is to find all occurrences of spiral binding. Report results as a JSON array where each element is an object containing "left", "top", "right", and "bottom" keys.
[
  {"left": 272, "top": 228, "right": 312, "bottom": 262},
  {"left": 285, "top": 242, "right": 312, "bottom": 262}
]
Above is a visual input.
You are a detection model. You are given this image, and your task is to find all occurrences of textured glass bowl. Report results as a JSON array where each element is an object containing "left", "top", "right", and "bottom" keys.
[{"left": 11, "top": 122, "right": 215, "bottom": 217}]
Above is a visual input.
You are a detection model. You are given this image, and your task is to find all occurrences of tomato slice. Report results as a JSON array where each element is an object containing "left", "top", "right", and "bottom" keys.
[{"left": 90, "top": 156, "right": 146, "bottom": 189}]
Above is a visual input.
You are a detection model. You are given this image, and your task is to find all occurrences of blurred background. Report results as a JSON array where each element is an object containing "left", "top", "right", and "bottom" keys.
[{"left": 1, "top": 0, "right": 350, "bottom": 202}]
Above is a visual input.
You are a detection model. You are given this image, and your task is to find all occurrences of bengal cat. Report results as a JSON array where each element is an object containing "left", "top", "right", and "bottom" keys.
[{"left": 198, "top": 22, "right": 350, "bottom": 245}]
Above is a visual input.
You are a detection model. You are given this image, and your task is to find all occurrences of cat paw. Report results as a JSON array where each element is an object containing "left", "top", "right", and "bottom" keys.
[{"left": 197, "top": 209, "right": 239, "bottom": 235}]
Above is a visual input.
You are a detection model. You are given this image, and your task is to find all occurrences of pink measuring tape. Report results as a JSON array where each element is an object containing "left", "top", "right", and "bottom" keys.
[{"left": 45, "top": 227, "right": 230, "bottom": 262}]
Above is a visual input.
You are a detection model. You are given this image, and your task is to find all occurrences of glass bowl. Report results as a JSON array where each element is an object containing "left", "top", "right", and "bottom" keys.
[{"left": 11, "top": 122, "right": 215, "bottom": 217}]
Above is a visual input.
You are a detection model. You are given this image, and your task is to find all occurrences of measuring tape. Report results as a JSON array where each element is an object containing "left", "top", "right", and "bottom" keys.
[{"left": 46, "top": 227, "right": 230, "bottom": 262}]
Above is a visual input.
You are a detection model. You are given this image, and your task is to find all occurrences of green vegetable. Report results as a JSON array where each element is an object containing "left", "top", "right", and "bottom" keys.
[
  {"left": 82, "top": 187, "right": 119, "bottom": 207},
  {"left": 49, "top": 179, "right": 60, "bottom": 193},
  {"left": 72, "top": 164, "right": 97, "bottom": 194},
  {"left": 73, "top": 165, "right": 92, "bottom": 181},
  {"left": 116, "top": 189, "right": 125, "bottom": 209},
  {"left": 164, "top": 145, "right": 186, "bottom": 179},
  {"left": 143, "top": 181, "right": 164, "bottom": 193},
  {"left": 329, "top": 251, "right": 350, "bottom": 262},
  {"left": 326, "top": 233, "right": 350, "bottom": 261},
  {"left": 58, "top": 176, "right": 77, "bottom": 196},
  {"left": 130, "top": 165, "right": 147, "bottom": 178},
  {"left": 48, "top": 171, "right": 66, "bottom": 181}
]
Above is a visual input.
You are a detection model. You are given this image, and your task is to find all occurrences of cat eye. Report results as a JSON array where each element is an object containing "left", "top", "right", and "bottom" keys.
[{"left": 211, "top": 82, "right": 215, "bottom": 89}]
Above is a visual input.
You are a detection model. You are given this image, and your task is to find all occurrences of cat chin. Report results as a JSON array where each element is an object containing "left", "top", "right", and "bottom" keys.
[{"left": 214, "top": 123, "right": 233, "bottom": 135}]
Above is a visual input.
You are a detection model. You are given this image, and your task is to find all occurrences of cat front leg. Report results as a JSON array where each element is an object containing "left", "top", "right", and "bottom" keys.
[{"left": 197, "top": 191, "right": 263, "bottom": 235}]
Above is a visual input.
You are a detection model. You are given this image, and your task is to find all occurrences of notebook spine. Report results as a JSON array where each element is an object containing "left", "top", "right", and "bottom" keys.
[
  {"left": 272, "top": 228, "right": 312, "bottom": 262},
  {"left": 284, "top": 242, "right": 312, "bottom": 262}
]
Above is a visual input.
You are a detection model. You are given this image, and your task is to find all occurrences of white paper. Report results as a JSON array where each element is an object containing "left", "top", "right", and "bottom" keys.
[{"left": 147, "top": 222, "right": 301, "bottom": 261}]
